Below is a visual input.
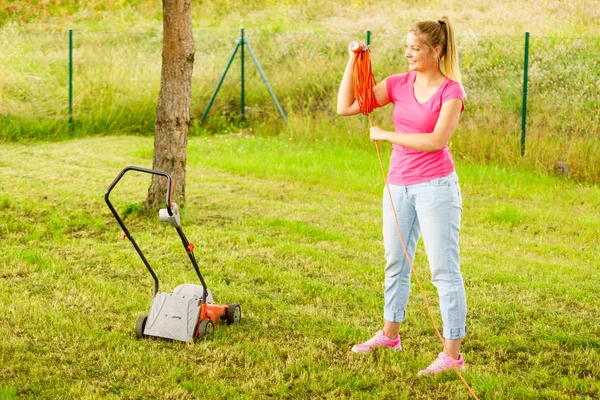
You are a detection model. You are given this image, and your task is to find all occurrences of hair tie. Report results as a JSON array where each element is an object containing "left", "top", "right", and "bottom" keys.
[{"left": 438, "top": 20, "right": 445, "bottom": 26}]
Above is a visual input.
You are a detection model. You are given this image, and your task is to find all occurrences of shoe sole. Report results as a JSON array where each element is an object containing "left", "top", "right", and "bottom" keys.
[
  {"left": 352, "top": 345, "right": 403, "bottom": 353},
  {"left": 418, "top": 365, "right": 465, "bottom": 376}
]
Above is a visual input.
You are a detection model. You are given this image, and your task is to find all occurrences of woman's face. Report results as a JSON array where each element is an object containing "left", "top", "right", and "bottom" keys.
[{"left": 404, "top": 32, "right": 439, "bottom": 72}]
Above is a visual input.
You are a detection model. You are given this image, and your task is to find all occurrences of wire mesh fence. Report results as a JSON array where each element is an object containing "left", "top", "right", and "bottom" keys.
[
  {"left": 527, "top": 35, "right": 599, "bottom": 136},
  {"left": 0, "top": 27, "right": 598, "bottom": 142}
]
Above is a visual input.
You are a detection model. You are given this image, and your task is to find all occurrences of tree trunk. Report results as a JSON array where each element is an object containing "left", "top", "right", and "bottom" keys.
[{"left": 146, "top": 0, "right": 195, "bottom": 210}]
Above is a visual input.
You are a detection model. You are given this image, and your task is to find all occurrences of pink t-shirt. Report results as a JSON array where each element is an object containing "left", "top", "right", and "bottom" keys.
[{"left": 385, "top": 72, "right": 464, "bottom": 186}]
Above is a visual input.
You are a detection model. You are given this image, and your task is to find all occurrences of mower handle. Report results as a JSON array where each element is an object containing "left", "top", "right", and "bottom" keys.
[
  {"left": 104, "top": 166, "right": 175, "bottom": 295},
  {"left": 104, "top": 166, "right": 210, "bottom": 304},
  {"left": 105, "top": 166, "right": 174, "bottom": 215}
]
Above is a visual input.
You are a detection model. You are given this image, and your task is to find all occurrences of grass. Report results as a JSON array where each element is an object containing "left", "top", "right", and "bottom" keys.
[{"left": 1, "top": 135, "right": 599, "bottom": 399}]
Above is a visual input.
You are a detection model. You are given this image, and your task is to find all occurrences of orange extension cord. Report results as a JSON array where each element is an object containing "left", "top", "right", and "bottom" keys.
[{"left": 350, "top": 42, "right": 479, "bottom": 400}]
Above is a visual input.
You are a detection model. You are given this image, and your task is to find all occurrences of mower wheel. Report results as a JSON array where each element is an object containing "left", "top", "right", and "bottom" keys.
[
  {"left": 135, "top": 315, "right": 147, "bottom": 339},
  {"left": 226, "top": 303, "right": 242, "bottom": 325},
  {"left": 196, "top": 319, "right": 215, "bottom": 340}
]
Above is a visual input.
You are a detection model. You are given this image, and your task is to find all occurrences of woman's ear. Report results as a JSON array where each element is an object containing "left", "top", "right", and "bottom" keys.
[{"left": 434, "top": 46, "right": 443, "bottom": 58}]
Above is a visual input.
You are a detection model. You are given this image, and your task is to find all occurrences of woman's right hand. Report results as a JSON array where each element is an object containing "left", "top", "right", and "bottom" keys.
[{"left": 348, "top": 41, "right": 365, "bottom": 60}]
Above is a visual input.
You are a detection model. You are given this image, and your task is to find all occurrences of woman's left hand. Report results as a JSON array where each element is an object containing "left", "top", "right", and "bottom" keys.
[{"left": 369, "top": 126, "right": 389, "bottom": 142}]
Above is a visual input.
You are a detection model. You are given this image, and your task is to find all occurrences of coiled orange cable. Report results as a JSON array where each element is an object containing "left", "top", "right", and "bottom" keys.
[
  {"left": 350, "top": 41, "right": 379, "bottom": 116},
  {"left": 350, "top": 41, "right": 479, "bottom": 400}
]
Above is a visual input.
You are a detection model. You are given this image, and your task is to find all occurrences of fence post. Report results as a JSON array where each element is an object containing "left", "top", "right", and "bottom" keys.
[
  {"left": 201, "top": 28, "right": 286, "bottom": 124},
  {"left": 521, "top": 31, "right": 530, "bottom": 156},
  {"left": 200, "top": 38, "right": 242, "bottom": 125},
  {"left": 244, "top": 41, "right": 287, "bottom": 122},
  {"left": 69, "top": 28, "right": 73, "bottom": 133},
  {"left": 241, "top": 27, "right": 245, "bottom": 119}
]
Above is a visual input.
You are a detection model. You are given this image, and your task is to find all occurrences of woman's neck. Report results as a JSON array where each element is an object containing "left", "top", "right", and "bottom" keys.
[{"left": 414, "top": 69, "right": 446, "bottom": 87}]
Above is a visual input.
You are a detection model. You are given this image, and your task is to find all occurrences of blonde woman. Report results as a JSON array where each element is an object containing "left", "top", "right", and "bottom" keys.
[{"left": 337, "top": 16, "right": 467, "bottom": 375}]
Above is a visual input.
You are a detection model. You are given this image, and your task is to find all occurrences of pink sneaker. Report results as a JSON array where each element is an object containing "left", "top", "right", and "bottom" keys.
[
  {"left": 418, "top": 352, "right": 465, "bottom": 376},
  {"left": 351, "top": 330, "right": 402, "bottom": 353}
]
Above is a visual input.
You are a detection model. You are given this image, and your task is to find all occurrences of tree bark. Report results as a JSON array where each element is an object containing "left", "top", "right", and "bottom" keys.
[{"left": 146, "top": 0, "right": 195, "bottom": 210}]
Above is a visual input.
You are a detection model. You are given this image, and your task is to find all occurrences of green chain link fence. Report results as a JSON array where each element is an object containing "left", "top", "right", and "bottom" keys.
[{"left": 1, "top": 27, "right": 598, "bottom": 172}]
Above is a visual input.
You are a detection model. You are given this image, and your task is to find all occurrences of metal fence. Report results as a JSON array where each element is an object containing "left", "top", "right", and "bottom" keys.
[{"left": 1, "top": 27, "right": 598, "bottom": 146}]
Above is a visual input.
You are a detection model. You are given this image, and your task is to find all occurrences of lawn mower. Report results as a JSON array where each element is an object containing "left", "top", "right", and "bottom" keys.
[{"left": 105, "top": 166, "right": 241, "bottom": 342}]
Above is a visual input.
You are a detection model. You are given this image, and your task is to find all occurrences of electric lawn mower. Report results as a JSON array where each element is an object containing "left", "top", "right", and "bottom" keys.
[{"left": 105, "top": 166, "right": 241, "bottom": 342}]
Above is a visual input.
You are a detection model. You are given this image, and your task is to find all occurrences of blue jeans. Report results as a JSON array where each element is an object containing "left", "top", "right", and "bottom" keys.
[{"left": 382, "top": 172, "right": 467, "bottom": 339}]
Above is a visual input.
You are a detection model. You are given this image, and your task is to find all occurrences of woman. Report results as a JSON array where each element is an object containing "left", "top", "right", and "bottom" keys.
[{"left": 337, "top": 16, "right": 467, "bottom": 375}]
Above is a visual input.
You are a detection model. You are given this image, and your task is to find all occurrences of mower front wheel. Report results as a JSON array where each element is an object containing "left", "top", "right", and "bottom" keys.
[
  {"left": 226, "top": 303, "right": 242, "bottom": 325},
  {"left": 196, "top": 319, "right": 215, "bottom": 340},
  {"left": 135, "top": 315, "right": 147, "bottom": 339}
]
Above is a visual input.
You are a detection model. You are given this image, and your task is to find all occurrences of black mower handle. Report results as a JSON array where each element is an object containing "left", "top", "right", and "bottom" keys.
[
  {"left": 105, "top": 166, "right": 175, "bottom": 215},
  {"left": 105, "top": 166, "right": 174, "bottom": 294},
  {"left": 104, "top": 166, "right": 210, "bottom": 304}
]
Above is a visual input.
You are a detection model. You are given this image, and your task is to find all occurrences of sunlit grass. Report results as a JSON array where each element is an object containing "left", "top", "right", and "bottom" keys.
[{"left": 0, "top": 135, "right": 599, "bottom": 399}]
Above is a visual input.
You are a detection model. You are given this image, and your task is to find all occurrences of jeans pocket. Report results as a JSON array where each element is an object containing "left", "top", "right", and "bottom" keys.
[
  {"left": 427, "top": 176, "right": 451, "bottom": 187},
  {"left": 454, "top": 182, "right": 463, "bottom": 208}
]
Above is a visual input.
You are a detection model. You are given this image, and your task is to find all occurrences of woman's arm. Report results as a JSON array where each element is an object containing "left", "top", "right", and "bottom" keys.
[
  {"left": 369, "top": 98, "right": 463, "bottom": 151},
  {"left": 337, "top": 46, "right": 390, "bottom": 116}
]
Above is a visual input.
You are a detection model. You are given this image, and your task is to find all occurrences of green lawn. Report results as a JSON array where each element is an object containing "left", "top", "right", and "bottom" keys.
[{"left": 0, "top": 135, "right": 599, "bottom": 399}]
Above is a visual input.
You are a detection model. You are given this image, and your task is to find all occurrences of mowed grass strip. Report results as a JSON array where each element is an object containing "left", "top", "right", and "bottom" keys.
[{"left": 0, "top": 136, "right": 598, "bottom": 399}]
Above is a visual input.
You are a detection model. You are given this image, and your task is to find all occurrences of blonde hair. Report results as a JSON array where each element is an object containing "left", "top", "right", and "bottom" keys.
[{"left": 410, "top": 16, "right": 462, "bottom": 84}]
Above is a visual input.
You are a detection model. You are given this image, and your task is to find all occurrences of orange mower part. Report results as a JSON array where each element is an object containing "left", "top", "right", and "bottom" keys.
[
  {"left": 195, "top": 302, "right": 242, "bottom": 340},
  {"left": 201, "top": 303, "right": 228, "bottom": 325}
]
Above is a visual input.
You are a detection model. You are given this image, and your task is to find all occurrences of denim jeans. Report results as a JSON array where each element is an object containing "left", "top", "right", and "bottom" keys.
[{"left": 382, "top": 172, "right": 467, "bottom": 339}]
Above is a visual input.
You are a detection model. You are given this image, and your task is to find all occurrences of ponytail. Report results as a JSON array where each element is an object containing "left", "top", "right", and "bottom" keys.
[{"left": 438, "top": 16, "right": 462, "bottom": 84}]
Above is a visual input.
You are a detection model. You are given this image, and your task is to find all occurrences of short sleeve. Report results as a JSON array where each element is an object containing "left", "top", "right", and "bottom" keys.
[
  {"left": 442, "top": 80, "right": 465, "bottom": 112},
  {"left": 386, "top": 73, "right": 409, "bottom": 104}
]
